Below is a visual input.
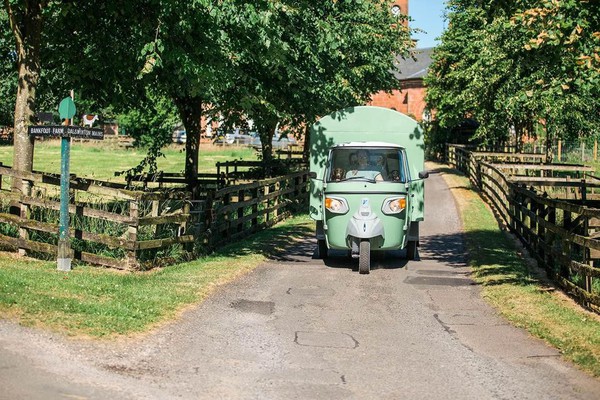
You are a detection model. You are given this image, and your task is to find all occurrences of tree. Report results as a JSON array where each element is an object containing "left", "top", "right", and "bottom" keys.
[
  {"left": 2, "top": 0, "right": 162, "bottom": 185},
  {"left": 426, "top": 0, "right": 600, "bottom": 157},
  {"left": 215, "top": 0, "right": 412, "bottom": 167},
  {"left": 511, "top": 0, "right": 600, "bottom": 158},
  {"left": 3, "top": 0, "right": 46, "bottom": 193},
  {"left": 135, "top": 0, "right": 413, "bottom": 179},
  {"left": 3, "top": 0, "right": 414, "bottom": 189},
  {"left": 0, "top": 7, "right": 17, "bottom": 126}
]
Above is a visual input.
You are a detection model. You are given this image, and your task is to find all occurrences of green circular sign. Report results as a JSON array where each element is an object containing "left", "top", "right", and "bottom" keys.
[{"left": 58, "top": 97, "right": 77, "bottom": 120}]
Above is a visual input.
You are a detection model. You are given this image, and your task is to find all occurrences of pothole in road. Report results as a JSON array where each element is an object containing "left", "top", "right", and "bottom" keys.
[
  {"left": 230, "top": 299, "right": 275, "bottom": 315},
  {"left": 295, "top": 331, "right": 359, "bottom": 349}
]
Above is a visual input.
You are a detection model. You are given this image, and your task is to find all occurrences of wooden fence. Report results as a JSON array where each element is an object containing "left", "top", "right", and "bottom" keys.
[
  {"left": 447, "top": 145, "right": 600, "bottom": 311},
  {"left": 0, "top": 162, "right": 309, "bottom": 270}
]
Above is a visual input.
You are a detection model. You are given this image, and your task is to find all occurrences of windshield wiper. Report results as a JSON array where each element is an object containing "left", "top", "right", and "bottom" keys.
[{"left": 339, "top": 176, "right": 377, "bottom": 183}]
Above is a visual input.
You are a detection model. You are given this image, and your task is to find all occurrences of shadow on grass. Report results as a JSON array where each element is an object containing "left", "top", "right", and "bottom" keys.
[
  {"left": 216, "top": 220, "right": 316, "bottom": 263},
  {"left": 419, "top": 228, "right": 534, "bottom": 286},
  {"left": 463, "top": 227, "right": 534, "bottom": 286}
]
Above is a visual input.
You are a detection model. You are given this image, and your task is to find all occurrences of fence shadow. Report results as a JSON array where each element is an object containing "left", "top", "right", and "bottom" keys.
[
  {"left": 419, "top": 231, "right": 468, "bottom": 268},
  {"left": 217, "top": 221, "right": 315, "bottom": 263}
]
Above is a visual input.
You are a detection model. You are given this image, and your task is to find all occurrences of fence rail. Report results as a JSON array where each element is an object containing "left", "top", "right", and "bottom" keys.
[
  {"left": 0, "top": 163, "right": 309, "bottom": 270},
  {"left": 447, "top": 145, "right": 600, "bottom": 312}
]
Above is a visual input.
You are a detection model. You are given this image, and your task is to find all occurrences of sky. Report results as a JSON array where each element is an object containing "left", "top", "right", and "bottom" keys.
[{"left": 409, "top": 0, "right": 447, "bottom": 49}]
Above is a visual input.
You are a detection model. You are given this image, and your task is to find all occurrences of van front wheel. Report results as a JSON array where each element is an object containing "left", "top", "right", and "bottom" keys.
[
  {"left": 317, "top": 239, "right": 328, "bottom": 259},
  {"left": 359, "top": 240, "right": 370, "bottom": 274},
  {"left": 406, "top": 240, "right": 417, "bottom": 260}
]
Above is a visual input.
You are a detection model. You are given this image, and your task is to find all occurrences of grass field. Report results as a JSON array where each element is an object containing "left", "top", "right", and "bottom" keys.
[{"left": 0, "top": 140, "right": 257, "bottom": 181}]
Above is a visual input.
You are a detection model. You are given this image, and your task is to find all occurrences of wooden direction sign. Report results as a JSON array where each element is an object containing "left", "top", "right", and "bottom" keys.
[{"left": 28, "top": 125, "right": 104, "bottom": 140}]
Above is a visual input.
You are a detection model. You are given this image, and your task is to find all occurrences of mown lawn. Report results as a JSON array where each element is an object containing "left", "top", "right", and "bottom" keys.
[{"left": 0, "top": 140, "right": 257, "bottom": 181}]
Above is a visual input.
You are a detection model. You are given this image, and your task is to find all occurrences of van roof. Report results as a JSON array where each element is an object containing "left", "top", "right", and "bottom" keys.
[{"left": 332, "top": 141, "right": 405, "bottom": 149}]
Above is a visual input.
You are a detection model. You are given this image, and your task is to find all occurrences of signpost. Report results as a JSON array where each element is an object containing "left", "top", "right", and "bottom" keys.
[{"left": 28, "top": 96, "right": 104, "bottom": 271}]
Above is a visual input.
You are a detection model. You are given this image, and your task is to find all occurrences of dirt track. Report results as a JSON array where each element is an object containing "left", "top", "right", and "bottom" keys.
[{"left": 1, "top": 167, "right": 599, "bottom": 399}]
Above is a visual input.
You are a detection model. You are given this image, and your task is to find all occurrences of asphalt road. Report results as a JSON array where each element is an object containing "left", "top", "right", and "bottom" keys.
[{"left": 1, "top": 167, "right": 600, "bottom": 399}]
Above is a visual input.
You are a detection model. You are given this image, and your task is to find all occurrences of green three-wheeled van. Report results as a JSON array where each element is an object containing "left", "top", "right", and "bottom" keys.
[{"left": 309, "top": 106, "right": 428, "bottom": 274}]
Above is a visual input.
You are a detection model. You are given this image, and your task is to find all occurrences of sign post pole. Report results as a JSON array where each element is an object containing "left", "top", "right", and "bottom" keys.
[
  {"left": 57, "top": 128, "right": 72, "bottom": 271},
  {"left": 57, "top": 95, "right": 76, "bottom": 271},
  {"left": 28, "top": 97, "right": 104, "bottom": 271}
]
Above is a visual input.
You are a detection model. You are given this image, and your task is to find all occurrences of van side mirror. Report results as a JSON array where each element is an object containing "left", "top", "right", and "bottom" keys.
[{"left": 418, "top": 171, "right": 429, "bottom": 179}]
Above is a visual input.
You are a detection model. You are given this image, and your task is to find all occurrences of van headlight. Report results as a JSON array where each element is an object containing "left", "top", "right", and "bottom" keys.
[
  {"left": 382, "top": 196, "right": 406, "bottom": 214},
  {"left": 325, "top": 196, "right": 349, "bottom": 214}
]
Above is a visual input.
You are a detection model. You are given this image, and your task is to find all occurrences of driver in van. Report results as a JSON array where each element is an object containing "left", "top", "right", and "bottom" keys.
[{"left": 345, "top": 149, "right": 383, "bottom": 181}]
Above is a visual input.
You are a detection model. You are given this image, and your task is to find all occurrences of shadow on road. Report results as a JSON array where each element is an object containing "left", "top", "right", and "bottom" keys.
[
  {"left": 321, "top": 249, "right": 409, "bottom": 272},
  {"left": 419, "top": 231, "right": 468, "bottom": 268}
]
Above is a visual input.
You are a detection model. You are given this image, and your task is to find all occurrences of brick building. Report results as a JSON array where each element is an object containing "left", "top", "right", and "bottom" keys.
[
  {"left": 369, "top": 1, "right": 434, "bottom": 122},
  {"left": 368, "top": 47, "right": 433, "bottom": 121}
]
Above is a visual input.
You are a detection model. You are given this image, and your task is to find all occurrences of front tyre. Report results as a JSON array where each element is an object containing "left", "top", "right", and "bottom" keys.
[
  {"left": 359, "top": 240, "right": 370, "bottom": 274},
  {"left": 406, "top": 240, "right": 417, "bottom": 260},
  {"left": 317, "top": 239, "right": 328, "bottom": 259}
]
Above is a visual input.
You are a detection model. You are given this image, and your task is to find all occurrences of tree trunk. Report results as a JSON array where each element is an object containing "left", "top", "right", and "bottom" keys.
[
  {"left": 257, "top": 120, "right": 277, "bottom": 177},
  {"left": 545, "top": 119, "right": 554, "bottom": 164},
  {"left": 173, "top": 96, "right": 203, "bottom": 191},
  {"left": 302, "top": 124, "right": 310, "bottom": 162},
  {"left": 514, "top": 122, "right": 522, "bottom": 154},
  {"left": 6, "top": 0, "right": 45, "bottom": 194}
]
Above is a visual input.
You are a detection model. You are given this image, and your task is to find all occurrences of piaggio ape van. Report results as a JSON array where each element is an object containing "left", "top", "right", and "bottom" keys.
[{"left": 309, "top": 106, "right": 428, "bottom": 274}]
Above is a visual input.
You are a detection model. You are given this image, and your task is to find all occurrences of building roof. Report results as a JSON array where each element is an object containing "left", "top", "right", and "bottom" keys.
[{"left": 393, "top": 47, "right": 434, "bottom": 80}]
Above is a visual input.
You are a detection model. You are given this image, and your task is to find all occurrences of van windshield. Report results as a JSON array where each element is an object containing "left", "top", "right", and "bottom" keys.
[{"left": 327, "top": 148, "right": 407, "bottom": 183}]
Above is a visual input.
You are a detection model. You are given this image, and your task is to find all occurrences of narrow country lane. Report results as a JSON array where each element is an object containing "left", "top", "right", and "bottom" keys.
[{"left": 1, "top": 167, "right": 599, "bottom": 399}]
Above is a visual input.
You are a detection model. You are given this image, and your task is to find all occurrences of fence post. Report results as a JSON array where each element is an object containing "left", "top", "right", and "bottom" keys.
[
  {"left": 530, "top": 197, "right": 537, "bottom": 254},
  {"left": 18, "top": 179, "right": 32, "bottom": 257},
  {"left": 151, "top": 200, "right": 160, "bottom": 236},
  {"left": 264, "top": 183, "right": 270, "bottom": 225},
  {"left": 508, "top": 186, "right": 516, "bottom": 234},
  {"left": 223, "top": 192, "right": 231, "bottom": 239},
  {"left": 583, "top": 216, "right": 592, "bottom": 308},
  {"left": 546, "top": 205, "right": 556, "bottom": 272},
  {"left": 252, "top": 186, "right": 259, "bottom": 230},
  {"left": 561, "top": 210, "right": 572, "bottom": 279},
  {"left": 204, "top": 191, "right": 216, "bottom": 247},
  {"left": 181, "top": 198, "right": 191, "bottom": 251},
  {"left": 558, "top": 140, "right": 562, "bottom": 162},
  {"left": 127, "top": 200, "right": 139, "bottom": 269},
  {"left": 537, "top": 201, "right": 546, "bottom": 263},
  {"left": 273, "top": 181, "right": 281, "bottom": 221},
  {"left": 237, "top": 188, "right": 244, "bottom": 233}
]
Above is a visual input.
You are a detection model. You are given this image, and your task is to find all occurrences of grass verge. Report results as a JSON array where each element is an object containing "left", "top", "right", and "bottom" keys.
[
  {"left": 0, "top": 214, "right": 314, "bottom": 339},
  {"left": 433, "top": 162, "right": 600, "bottom": 377}
]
